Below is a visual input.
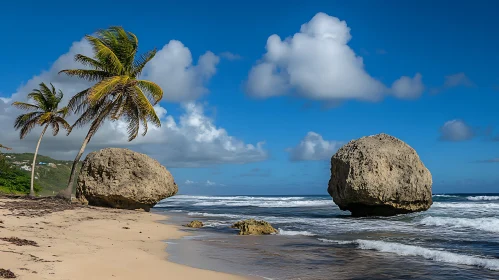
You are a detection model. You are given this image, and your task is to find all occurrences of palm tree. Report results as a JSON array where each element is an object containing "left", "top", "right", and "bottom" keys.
[
  {"left": 57, "top": 26, "right": 163, "bottom": 200},
  {"left": 12, "top": 83, "right": 71, "bottom": 197}
]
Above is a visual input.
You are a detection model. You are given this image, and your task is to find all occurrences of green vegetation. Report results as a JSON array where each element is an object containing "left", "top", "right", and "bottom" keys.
[
  {"left": 2, "top": 153, "right": 80, "bottom": 196},
  {"left": 0, "top": 155, "right": 41, "bottom": 195},
  {"left": 59, "top": 26, "right": 163, "bottom": 199},
  {"left": 12, "top": 82, "right": 71, "bottom": 197}
]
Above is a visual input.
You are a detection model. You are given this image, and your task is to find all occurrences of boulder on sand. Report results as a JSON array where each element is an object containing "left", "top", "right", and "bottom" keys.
[
  {"left": 185, "top": 220, "right": 204, "bottom": 228},
  {"left": 328, "top": 133, "right": 432, "bottom": 217},
  {"left": 231, "top": 219, "right": 278, "bottom": 235},
  {"left": 76, "top": 148, "right": 178, "bottom": 211}
]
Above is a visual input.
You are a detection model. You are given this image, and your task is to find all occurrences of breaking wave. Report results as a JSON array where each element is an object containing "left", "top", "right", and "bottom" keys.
[
  {"left": 278, "top": 229, "right": 316, "bottom": 236},
  {"left": 419, "top": 216, "right": 499, "bottom": 233},
  {"left": 467, "top": 196, "right": 499, "bottom": 201},
  {"left": 320, "top": 239, "right": 499, "bottom": 271}
]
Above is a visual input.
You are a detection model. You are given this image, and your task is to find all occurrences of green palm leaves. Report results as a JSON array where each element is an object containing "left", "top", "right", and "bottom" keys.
[
  {"left": 12, "top": 83, "right": 71, "bottom": 138},
  {"left": 12, "top": 82, "right": 71, "bottom": 197},
  {"left": 60, "top": 26, "right": 163, "bottom": 141},
  {"left": 57, "top": 26, "right": 164, "bottom": 199}
]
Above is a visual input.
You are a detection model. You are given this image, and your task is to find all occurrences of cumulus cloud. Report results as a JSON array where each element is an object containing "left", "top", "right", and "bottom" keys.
[
  {"left": 185, "top": 180, "right": 196, "bottom": 184},
  {"left": 391, "top": 73, "right": 425, "bottom": 99},
  {"left": 431, "top": 73, "right": 474, "bottom": 94},
  {"left": 287, "top": 132, "right": 342, "bottom": 161},
  {"left": 439, "top": 120, "right": 474, "bottom": 141},
  {"left": 0, "top": 38, "right": 267, "bottom": 168},
  {"left": 444, "top": 73, "right": 473, "bottom": 88},
  {"left": 246, "top": 12, "right": 424, "bottom": 102},
  {"left": 220, "top": 52, "right": 242, "bottom": 61},
  {"left": 143, "top": 40, "right": 220, "bottom": 102}
]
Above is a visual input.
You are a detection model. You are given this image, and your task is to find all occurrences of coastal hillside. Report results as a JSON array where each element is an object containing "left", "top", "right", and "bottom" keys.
[{"left": 3, "top": 153, "right": 81, "bottom": 195}]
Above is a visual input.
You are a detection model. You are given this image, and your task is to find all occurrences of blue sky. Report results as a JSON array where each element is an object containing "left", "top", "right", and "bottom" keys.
[{"left": 0, "top": 0, "right": 498, "bottom": 194}]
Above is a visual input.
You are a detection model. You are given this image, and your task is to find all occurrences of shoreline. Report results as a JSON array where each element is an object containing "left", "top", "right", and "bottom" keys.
[{"left": 0, "top": 197, "right": 252, "bottom": 280}]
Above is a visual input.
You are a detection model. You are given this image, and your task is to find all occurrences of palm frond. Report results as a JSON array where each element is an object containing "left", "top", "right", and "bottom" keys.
[
  {"left": 59, "top": 69, "right": 111, "bottom": 82},
  {"left": 55, "top": 116, "right": 72, "bottom": 133},
  {"left": 27, "top": 90, "right": 48, "bottom": 110},
  {"left": 136, "top": 80, "right": 163, "bottom": 105},
  {"left": 88, "top": 76, "right": 128, "bottom": 104},
  {"left": 0, "top": 144, "right": 12, "bottom": 150},
  {"left": 74, "top": 54, "right": 104, "bottom": 70},
  {"left": 51, "top": 121, "right": 60, "bottom": 136},
  {"left": 14, "top": 112, "right": 41, "bottom": 130},
  {"left": 133, "top": 85, "right": 161, "bottom": 127},
  {"left": 86, "top": 34, "right": 123, "bottom": 74},
  {"left": 56, "top": 106, "right": 70, "bottom": 118},
  {"left": 18, "top": 118, "right": 38, "bottom": 139},
  {"left": 11, "top": 102, "right": 41, "bottom": 111}
]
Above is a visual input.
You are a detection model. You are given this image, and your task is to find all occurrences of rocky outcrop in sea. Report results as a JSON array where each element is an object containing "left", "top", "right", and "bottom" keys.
[{"left": 328, "top": 133, "right": 432, "bottom": 216}]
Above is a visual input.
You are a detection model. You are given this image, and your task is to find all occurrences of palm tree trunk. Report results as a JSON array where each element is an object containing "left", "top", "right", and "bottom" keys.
[
  {"left": 30, "top": 124, "right": 49, "bottom": 197},
  {"left": 60, "top": 129, "right": 94, "bottom": 200}
]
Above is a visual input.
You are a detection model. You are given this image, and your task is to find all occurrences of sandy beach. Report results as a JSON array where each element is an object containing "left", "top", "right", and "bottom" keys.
[{"left": 0, "top": 197, "right": 249, "bottom": 280}]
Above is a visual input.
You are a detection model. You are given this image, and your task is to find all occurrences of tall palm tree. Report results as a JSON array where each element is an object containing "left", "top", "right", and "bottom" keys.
[
  {"left": 12, "top": 83, "right": 71, "bottom": 197},
  {"left": 57, "top": 26, "right": 163, "bottom": 200}
]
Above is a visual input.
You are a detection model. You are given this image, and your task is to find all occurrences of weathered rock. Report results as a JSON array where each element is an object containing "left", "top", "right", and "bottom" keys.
[
  {"left": 231, "top": 219, "right": 278, "bottom": 235},
  {"left": 76, "top": 148, "right": 178, "bottom": 211},
  {"left": 328, "top": 133, "right": 432, "bottom": 217},
  {"left": 185, "top": 220, "right": 204, "bottom": 228}
]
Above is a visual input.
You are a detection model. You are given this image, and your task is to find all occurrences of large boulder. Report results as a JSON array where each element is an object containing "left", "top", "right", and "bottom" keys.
[
  {"left": 76, "top": 148, "right": 178, "bottom": 211},
  {"left": 328, "top": 133, "right": 432, "bottom": 217},
  {"left": 231, "top": 219, "right": 278, "bottom": 235}
]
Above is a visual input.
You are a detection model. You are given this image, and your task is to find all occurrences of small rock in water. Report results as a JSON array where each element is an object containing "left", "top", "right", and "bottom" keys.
[
  {"left": 184, "top": 220, "right": 204, "bottom": 228},
  {"left": 231, "top": 219, "right": 278, "bottom": 235}
]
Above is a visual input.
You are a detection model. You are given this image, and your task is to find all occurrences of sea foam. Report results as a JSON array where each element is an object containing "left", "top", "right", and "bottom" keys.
[
  {"left": 319, "top": 239, "right": 499, "bottom": 271},
  {"left": 467, "top": 196, "right": 499, "bottom": 201},
  {"left": 419, "top": 216, "right": 499, "bottom": 233},
  {"left": 278, "top": 229, "right": 316, "bottom": 236},
  {"left": 192, "top": 200, "right": 333, "bottom": 208},
  {"left": 357, "top": 240, "right": 499, "bottom": 271}
]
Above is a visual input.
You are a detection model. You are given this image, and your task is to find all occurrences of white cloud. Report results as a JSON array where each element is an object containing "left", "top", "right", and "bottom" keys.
[
  {"left": 444, "top": 73, "right": 473, "bottom": 88},
  {"left": 287, "top": 132, "right": 342, "bottom": 161},
  {"left": 0, "top": 38, "right": 267, "bottom": 168},
  {"left": 220, "top": 52, "right": 242, "bottom": 61},
  {"left": 143, "top": 40, "right": 220, "bottom": 102},
  {"left": 206, "top": 180, "right": 216, "bottom": 186},
  {"left": 391, "top": 73, "right": 425, "bottom": 99},
  {"left": 431, "top": 72, "right": 473, "bottom": 94},
  {"left": 246, "top": 12, "right": 424, "bottom": 102},
  {"left": 185, "top": 180, "right": 196, "bottom": 184},
  {"left": 439, "top": 120, "right": 474, "bottom": 142}
]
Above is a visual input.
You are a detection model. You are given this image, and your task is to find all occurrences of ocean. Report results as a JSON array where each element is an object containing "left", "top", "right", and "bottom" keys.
[{"left": 153, "top": 194, "right": 499, "bottom": 280}]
